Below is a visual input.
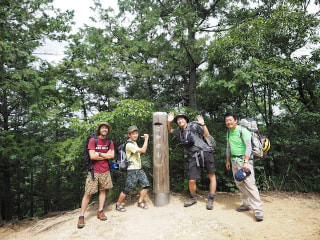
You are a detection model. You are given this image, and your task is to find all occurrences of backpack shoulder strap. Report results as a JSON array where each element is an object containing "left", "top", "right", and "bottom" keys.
[
  {"left": 125, "top": 141, "right": 134, "bottom": 161},
  {"left": 179, "top": 128, "right": 189, "bottom": 138},
  {"left": 106, "top": 138, "right": 112, "bottom": 149},
  {"left": 227, "top": 127, "right": 242, "bottom": 139},
  {"left": 188, "top": 121, "right": 203, "bottom": 137},
  {"left": 239, "top": 126, "right": 244, "bottom": 144},
  {"left": 126, "top": 140, "right": 134, "bottom": 146},
  {"left": 227, "top": 127, "right": 244, "bottom": 144},
  {"left": 94, "top": 137, "right": 98, "bottom": 148}
]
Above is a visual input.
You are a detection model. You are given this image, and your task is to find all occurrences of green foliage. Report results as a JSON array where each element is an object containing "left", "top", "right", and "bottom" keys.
[
  {"left": 1, "top": 0, "right": 319, "bottom": 221},
  {"left": 92, "top": 0, "right": 248, "bottom": 109},
  {"left": 265, "top": 112, "right": 320, "bottom": 192},
  {"left": 58, "top": 25, "right": 122, "bottom": 118},
  {"left": 0, "top": 0, "right": 74, "bottom": 220},
  {"left": 205, "top": 3, "right": 319, "bottom": 127}
]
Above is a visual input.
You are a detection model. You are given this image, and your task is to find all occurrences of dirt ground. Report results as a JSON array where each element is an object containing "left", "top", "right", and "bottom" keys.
[{"left": 0, "top": 191, "right": 319, "bottom": 240}]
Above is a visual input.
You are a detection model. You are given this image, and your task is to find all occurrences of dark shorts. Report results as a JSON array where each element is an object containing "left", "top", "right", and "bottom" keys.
[
  {"left": 85, "top": 171, "right": 113, "bottom": 195},
  {"left": 123, "top": 169, "right": 150, "bottom": 194},
  {"left": 188, "top": 151, "right": 216, "bottom": 180}
]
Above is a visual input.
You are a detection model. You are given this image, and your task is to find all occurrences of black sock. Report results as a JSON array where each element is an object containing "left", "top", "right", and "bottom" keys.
[{"left": 209, "top": 193, "right": 215, "bottom": 200}]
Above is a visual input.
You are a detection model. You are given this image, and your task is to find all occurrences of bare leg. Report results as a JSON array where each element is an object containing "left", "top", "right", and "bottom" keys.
[
  {"left": 138, "top": 188, "right": 148, "bottom": 203},
  {"left": 208, "top": 173, "right": 217, "bottom": 194},
  {"left": 189, "top": 179, "right": 197, "bottom": 195},
  {"left": 184, "top": 179, "right": 197, "bottom": 207},
  {"left": 116, "top": 192, "right": 127, "bottom": 205},
  {"left": 80, "top": 193, "right": 91, "bottom": 216},
  {"left": 98, "top": 190, "right": 106, "bottom": 211},
  {"left": 206, "top": 173, "right": 216, "bottom": 210}
]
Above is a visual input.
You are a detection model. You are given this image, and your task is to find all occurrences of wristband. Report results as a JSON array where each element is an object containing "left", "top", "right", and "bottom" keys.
[{"left": 201, "top": 124, "right": 206, "bottom": 126}]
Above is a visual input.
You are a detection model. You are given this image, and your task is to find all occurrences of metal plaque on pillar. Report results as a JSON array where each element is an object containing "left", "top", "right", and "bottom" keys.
[{"left": 153, "top": 112, "right": 170, "bottom": 207}]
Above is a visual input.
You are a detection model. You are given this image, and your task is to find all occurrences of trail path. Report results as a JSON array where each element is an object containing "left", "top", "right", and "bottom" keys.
[{"left": 1, "top": 191, "right": 319, "bottom": 240}]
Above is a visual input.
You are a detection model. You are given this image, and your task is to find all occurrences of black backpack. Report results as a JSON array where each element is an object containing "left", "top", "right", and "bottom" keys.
[
  {"left": 181, "top": 121, "right": 216, "bottom": 151},
  {"left": 84, "top": 131, "right": 111, "bottom": 180},
  {"left": 116, "top": 141, "right": 134, "bottom": 172}
]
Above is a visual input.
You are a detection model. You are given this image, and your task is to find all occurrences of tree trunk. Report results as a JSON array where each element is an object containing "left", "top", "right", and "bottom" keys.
[
  {"left": 3, "top": 167, "right": 11, "bottom": 220},
  {"left": 188, "top": 28, "right": 198, "bottom": 110},
  {"left": 1, "top": 94, "right": 12, "bottom": 220},
  {"left": 189, "top": 63, "right": 197, "bottom": 109},
  {"left": 81, "top": 98, "right": 88, "bottom": 122},
  {"left": 267, "top": 85, "right": 273, "bottom": 129},
  {"left": 43, "top": 162, "right": 49, "bottom": 214},
  {"left": 30, "top": 169, "right": 34, "bottom": 217},
  {"left": 55, "top": 123, "right": 62, "bottom": 210},
  {"left": 17, "top": 167, "right": 22, "bottom": 219}
]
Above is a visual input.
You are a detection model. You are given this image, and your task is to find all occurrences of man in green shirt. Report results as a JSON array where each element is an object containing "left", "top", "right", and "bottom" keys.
[{"left": 225, "top": 113, "right": 264, "bottom": 221}]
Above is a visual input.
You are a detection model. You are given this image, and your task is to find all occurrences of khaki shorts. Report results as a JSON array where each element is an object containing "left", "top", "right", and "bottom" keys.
[{"left": 85, "top": 171, "right": 113, "bottom": 195}]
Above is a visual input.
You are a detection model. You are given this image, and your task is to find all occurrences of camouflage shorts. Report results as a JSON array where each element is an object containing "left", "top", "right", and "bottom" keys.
[
  {"left": 123, "top": 169, "right": 150, "bottom": 194},
  {"left": 85, "top": 171, "right": 113, "bottom": 195}
]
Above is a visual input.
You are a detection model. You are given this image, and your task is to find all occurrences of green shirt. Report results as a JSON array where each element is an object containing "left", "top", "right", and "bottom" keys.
[{"left": 227, "top": 126, "right": 251, "bottom": 157}]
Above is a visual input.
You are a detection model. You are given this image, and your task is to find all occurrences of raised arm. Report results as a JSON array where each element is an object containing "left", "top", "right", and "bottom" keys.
[
  {"left": 167, "top": 112, "right": 175, "bottom": 134},
  {"left": 197, "top": 115, "right": 210, "bottom": 138},
  {"left": 136, "top": 134, "right": 149, "bottom": 153}
]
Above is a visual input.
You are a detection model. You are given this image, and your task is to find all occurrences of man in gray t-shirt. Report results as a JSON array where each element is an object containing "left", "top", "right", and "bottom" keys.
[{"left": 168, "top": 112, "right": 217, "bottom": 210}]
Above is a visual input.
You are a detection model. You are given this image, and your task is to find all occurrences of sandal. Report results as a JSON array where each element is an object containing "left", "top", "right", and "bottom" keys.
[
  {"left": 116, "top": 204, "right": 127, "bottom": 212},
  {"left": 137, "top": 201, "right": 148, "bottom": 209}
]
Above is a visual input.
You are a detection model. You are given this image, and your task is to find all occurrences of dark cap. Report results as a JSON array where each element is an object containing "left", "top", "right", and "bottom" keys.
[
  {"left": 173, "top": 113, "right": 189, "bottom": 124},
  {"left": 234, "top": 169, "right": 251, "bottom": 182}
]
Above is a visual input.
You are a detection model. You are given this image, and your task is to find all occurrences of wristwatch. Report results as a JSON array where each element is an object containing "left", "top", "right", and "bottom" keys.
[
  {"left": 244, "top": 159, "right": 248, "bottom": 163},
  {"left": 98, "top": 152, "right": 102, "bottom": 157}
]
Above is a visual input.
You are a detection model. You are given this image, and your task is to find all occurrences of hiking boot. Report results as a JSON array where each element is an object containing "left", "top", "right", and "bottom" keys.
[
  {"left": 97, "top": 211, "right": 108, "bottom": 221},
  {"left": 236, "top": 204, "right": 253, "bottom": 212},
  {"left": 254, "top": 211, "right": 264, "bottom": 221},
  {"left": 184, "top": 197, "right": 197, "bottom": 207},
  {"left": 206, "top": 198, "right": 214, "bottom": 210},
  {"left": 77, "top": 217, "right": 85, "bottom": 229}
]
